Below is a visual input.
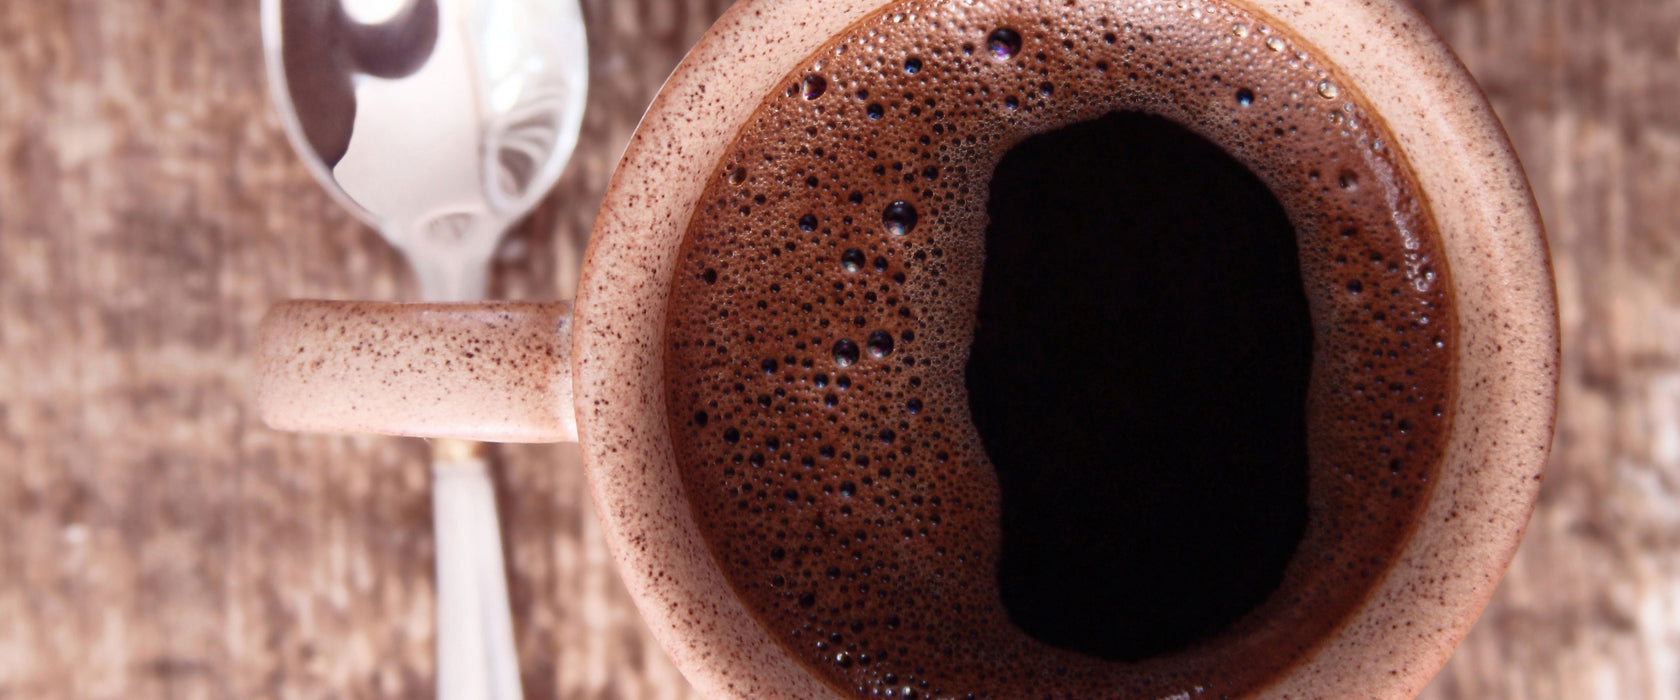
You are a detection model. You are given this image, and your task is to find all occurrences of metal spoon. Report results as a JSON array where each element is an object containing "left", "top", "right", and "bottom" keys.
[{"left": 260, "top": 0, "right": 588, "bottom": 697}]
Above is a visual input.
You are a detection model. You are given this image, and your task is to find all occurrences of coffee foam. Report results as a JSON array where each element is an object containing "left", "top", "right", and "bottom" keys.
[{"left": 662, "top": 0, "right": 1455, "bottom": 697}]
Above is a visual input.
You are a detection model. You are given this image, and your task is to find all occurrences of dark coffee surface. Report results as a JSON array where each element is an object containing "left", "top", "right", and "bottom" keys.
[
  {"left": 662, "top": 0, "right": 1456, "bottom": 697},
  {"left": 972, "top": 111, "right": 1310, "bottom": 662}
]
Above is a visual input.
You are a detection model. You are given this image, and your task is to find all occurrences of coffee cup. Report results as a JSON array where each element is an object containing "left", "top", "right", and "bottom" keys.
[{"left": 258, "top": 0, "right": 1558, "bottom": 696}]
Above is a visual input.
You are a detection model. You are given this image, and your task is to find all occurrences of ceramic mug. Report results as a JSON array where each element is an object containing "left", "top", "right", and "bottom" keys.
[{"left": 258, "top": 0, "right": 1557, "bottom": 696}]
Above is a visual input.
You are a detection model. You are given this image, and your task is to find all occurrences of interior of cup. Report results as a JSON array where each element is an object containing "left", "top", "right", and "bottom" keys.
[{"left": 572, "top": 0, "right": 1557, "bottom": 697}]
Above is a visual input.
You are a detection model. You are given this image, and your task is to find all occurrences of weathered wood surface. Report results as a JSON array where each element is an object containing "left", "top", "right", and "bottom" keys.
[{"left": 0, "top": 0, "right": 1675, "bottom": 697}]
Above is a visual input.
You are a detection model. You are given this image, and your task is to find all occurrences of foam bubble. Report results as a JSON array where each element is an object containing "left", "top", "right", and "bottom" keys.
[
  {"left": 803, "top": 74, "right": 829, "bottom": 100},
  {"left": 867, "top": 330, "right": 896, "bottom": 358},
  {"left": 882, "top": 201, "right": 919, "bottom": 236},
  {"left": 833, "top": 338, "right": 861, "bottom": 367},
  {"left": 986, "top": 28, "right": 1022, "bottom": 60}
]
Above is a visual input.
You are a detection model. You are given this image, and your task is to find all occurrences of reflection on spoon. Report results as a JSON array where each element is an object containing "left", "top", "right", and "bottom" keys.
[{"left": 280, "top": 0, "right": 439, "bottom": 166}]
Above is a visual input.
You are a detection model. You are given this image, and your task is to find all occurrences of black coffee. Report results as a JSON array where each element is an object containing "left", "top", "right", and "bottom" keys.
[
  {"left": 662, "top": 0, "right": 1455, "bottom": 697},
  {"left": 973, "top": 111, "right": 1310, "bottom": 662}
]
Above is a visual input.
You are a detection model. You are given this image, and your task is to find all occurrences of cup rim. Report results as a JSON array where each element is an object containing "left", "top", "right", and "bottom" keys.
[{"left": 574, "top": 0, "right": 1558, "bottom": 697}]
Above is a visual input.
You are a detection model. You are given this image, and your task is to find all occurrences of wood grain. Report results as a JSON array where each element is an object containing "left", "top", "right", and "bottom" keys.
[{"left": 0, "top": 0, "right": 1675, "bottom": 697}]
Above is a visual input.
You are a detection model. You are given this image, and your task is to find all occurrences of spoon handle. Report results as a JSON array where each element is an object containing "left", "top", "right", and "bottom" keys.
[
  {"left": 433, "top": 439, "right": 524, "bottom": 700},
  {"left": 416, "top": 220, "right": 528, "bottom": 700},
  {"left": 412, "top": 220, "right": 527, "bottom": 700}
]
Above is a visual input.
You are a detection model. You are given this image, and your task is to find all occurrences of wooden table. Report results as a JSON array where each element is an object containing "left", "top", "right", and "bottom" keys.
[{"left": 1, "top": 0, "right": 1676, "bottom": 697}]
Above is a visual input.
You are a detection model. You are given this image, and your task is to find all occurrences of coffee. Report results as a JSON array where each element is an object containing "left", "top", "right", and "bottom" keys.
[
  {"left": 973, "top": 110, "right": 1311, "bottom": 663},
  {"left": 663, "top": 0, "right": 1454, "bottom": 697}
]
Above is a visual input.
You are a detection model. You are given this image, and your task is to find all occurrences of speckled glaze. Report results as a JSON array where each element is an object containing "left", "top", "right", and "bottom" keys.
[
  {"left": 575, "top": 1, "right": 1556, "bottom": 700},
  {"left": 257, "top": 301, "right": 577, "bottom": 442}
]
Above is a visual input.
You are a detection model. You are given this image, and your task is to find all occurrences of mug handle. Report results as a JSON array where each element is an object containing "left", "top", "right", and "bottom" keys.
[{"left": 256, "top": 300, "right": 577, "bottom": 442}]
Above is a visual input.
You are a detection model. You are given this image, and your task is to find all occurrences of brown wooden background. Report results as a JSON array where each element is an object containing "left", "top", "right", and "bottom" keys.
[{"left": 1, "top": 0, "right": 1676, "bottom": 697}]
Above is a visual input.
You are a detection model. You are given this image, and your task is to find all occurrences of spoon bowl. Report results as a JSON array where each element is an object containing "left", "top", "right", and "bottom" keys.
[{"left": 263, "top": 0, "right": 588, "bottom": 300}]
